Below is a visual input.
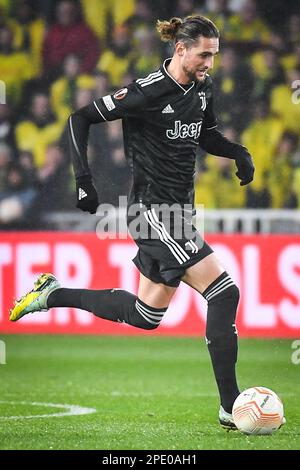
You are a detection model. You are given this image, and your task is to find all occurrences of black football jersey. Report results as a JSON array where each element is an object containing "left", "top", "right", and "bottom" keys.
[{"left": 69, "top": 58, "right": 217, "bottom": 208}]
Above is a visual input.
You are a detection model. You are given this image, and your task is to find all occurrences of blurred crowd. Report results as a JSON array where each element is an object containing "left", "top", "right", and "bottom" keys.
[{"left": 0, "top": 0, "right": 300, "bottom": 229}]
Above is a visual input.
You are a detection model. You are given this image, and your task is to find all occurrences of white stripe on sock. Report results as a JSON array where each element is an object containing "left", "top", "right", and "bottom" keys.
[
  {"left": 136, "top": 301, "right": 165, "bottom": 317},
  {"left": 135, "top": 303, "right": 161, "bottom": 325},
  {"left": 206, "top": 280, "right": 235, "bottom": 301},
  {"left": 205, "top": 276, "right": 231, "bottom": 297}
]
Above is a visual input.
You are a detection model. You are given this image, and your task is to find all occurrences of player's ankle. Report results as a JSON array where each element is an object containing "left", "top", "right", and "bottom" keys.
[{"left": 221, "top": 404, "right": 233, "bottom": 414}]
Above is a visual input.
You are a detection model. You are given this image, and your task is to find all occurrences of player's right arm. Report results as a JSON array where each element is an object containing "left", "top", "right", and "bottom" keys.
[
  {"left": 199, "top": 76, "right": 255, "bottom": 187},
  {"left": 68, "top": 83, "right": 147, "bottom": 213}
]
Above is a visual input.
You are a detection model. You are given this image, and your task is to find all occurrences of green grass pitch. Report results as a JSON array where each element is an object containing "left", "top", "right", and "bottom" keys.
[{"left": 0, "top": 335, "right": 299, "bottom": 450}]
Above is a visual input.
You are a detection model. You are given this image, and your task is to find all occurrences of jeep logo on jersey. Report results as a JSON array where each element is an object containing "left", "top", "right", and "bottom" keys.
[
  {"left": 166, "top": 120, "right": 202, "bottom": 140},
  {"left": 198, "top": 92, "right": 206, "bottom": 111}
]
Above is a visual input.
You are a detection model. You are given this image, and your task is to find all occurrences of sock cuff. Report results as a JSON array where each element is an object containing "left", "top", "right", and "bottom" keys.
[
  {"left": 135, "top": 298, "right": 167, "bottom": 328},
  {"left": 202, "top": 272, "right": 236, "bottom": 301},
  {"left": 136, "top": 298, "right": 168, "bottom": 313}
]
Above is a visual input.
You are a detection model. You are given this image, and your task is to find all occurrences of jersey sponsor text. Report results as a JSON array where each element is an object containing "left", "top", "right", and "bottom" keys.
[{"left": 166, "top": 120, "right": 202, "bottom": 140}]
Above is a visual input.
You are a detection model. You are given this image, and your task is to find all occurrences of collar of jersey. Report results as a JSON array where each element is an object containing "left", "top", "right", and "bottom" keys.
[{"left": 162, "top": 58, "right": 196, "bottom": 95}]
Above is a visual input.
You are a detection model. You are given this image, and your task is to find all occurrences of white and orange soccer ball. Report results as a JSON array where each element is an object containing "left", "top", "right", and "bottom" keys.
[{"left": 232, "top": 387, "right": 284, "bottom": 435}]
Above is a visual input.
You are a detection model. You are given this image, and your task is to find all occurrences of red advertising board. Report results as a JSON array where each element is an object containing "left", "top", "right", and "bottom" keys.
[{"left": 0, "top": 232, "right": 299, "bottom": 337}]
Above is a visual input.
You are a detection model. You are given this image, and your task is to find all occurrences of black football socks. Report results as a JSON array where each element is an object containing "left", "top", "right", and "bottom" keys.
[
  {"left": 202, "top": 272, "right": 240, "bottom": 413},
  {"left": 48, "top": 272, "right": 240, "bottom": 411},
  {"left": 47, "top": 288, "right": 167, "bottom": 330}
]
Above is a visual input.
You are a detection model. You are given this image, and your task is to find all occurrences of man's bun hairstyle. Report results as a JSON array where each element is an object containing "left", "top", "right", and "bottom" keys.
[
  {"left": 156, "top": 14, "right": 219, "bottom": 48},
  {"left": 156, "top": 17, "right": 183, "bottom": 42}
]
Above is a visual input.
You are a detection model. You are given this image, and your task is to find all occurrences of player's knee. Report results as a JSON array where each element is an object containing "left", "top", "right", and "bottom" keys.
[
  {"left": 206, "top": 278, "right": 240, "bottom": 309},
  {"left": 132, "top": 298, "right": 168, "bottom": 330},
  {"left": 227, "top": 283, "right": 240, "bottom": 309},
  {"left": 205, "top": 276, "right": 240, "bottom": 340}
]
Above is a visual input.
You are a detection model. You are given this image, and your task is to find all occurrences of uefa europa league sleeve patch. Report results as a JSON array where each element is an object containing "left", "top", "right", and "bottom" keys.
[{"left": 113, "top": 88, "right": 128, "bottom": 100}]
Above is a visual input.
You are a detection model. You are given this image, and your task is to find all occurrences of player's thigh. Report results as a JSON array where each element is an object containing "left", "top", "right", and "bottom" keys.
[
  {"left": 137, "top": 273, "right": 177, "bottom": 308},
  {"left": 181, "top": 252, "right": 225, "bottom": 294}
]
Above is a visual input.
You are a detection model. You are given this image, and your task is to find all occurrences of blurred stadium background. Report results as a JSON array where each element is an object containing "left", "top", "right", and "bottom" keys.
[{"left": 0, "top": 0, "right": 300, "bottom": 450}]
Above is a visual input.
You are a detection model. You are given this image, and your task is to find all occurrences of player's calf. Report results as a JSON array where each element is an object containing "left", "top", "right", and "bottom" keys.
[
  {"left": 47, "top": 287, "right": 168, "bottom": 330},
  {"left": 203, "top": 272, "right": 240, "bottom": 414}
]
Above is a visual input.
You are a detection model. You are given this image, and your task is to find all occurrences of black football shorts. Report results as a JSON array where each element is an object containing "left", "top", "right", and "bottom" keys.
[{"left": 127, "top": 205, "right": 213, "bottom": 287}]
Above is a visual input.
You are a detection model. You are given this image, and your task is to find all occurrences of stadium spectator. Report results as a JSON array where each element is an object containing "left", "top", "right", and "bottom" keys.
[
  {"left": 18, "top": 150, "right": 37, "bottom": 186},
  {"left": 242, "top": 100, "right": 284, "bottom": 208},
  {"left": 110, "top": 0, "right": 137, "bottom": 31},
  {"left": 0, "top": 104, "right": 16, "bottom": 150},
  {"left": 174, "top": 0, "right": 197, "bottom": 17},
  {"left": 203, "top": 0, "right": 233, "bottom": 37},
  {"left": 97, "top": 25, "right": 133, "bottom": 87},
  {"left": 290, "top": 168, "right": 300, "bottom": 210},
  {"left": 81, "top": 0, "right": 136, "bottom": 41},
  {"left": 15, "top": 92, "right": 65, "bottom": 167},
  {"left": 195, "top": 127, "right": 246, "bottom": 208},
  {"left": 281, "top": 42, "right": 300, "bottom": 74},
  {"left": 11, "top": 0, "right": 46, "bottom": 76},
  {"left": 126, "top": 0, "right": 155, "bottom": 32},
  {"left": 105, "top": 120, "right": 131, "bottom": 205},
  {"left": 42, "top": 0, "right": 100, "bottom": 80},
  {"left": 93, "top": 70, "right": 110, "bottom": 98},
  {"left": 0, "top": 25, "right": 34, "bottom": 104},
  {"left": 268, "top": 132, "right": 299, "bottom": 208},
  {"left": 51, "top": 54, "right": 95, "bottom": 122},
  {"left": 226, "top": 0, "right": 271, "bottom": 52},
  {"left": 286, "top": 14, "right": 300, "bottom": 49},
  {"left": 213, "top": 47, "right": 254, "bottom": 132},
  {"left": 74, "top": 87, "right": 94, "bottom": 110},
  {"left": 132, "top": 26, "right": 161, "bottom": 77},
  {"left": 251, "top": 47, "right": 285, "bottom": 102},
  {"left": 37, "top": 143, "right": 72, "bottom": 212},
  {"left": 80, "top": 0, "right": 111, "bottom": 41},
  {"left": 0, "top": 5, "right": 23, "bottom": 50},
  {"left": 270, "top": 67, "right": 300, "bottom": 135},
  {"left": 0, "top": 142, "right": 12, "bottom": 193},
  {"left": 0, "top": 160, "right": 38, "bottom": 227}
]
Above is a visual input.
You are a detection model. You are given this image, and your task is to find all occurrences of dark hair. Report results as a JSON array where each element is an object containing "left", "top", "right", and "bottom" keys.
[{"left": 156, "top": 15, "right": 219, "bottom": 47}]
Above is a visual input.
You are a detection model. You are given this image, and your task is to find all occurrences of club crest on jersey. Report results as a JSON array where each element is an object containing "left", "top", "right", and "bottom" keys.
[
  {"left": 198, "top": 92, "right": 206, "bottom": 111},
  {"left": 113, "top": 88, "right": 128, "bottom": 100},
  {"left": 166, "top": 120, "right": 202, "bottom": 140}
]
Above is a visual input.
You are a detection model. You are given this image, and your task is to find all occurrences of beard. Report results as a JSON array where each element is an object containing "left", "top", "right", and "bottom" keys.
[{"left": 182, "top": 64, "right": 207, "bottom": 83}]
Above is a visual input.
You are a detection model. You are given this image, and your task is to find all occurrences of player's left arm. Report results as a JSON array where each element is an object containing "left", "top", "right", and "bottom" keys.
[
  {"left": 68, "top": 83, "right": 147, "bottom": 213},
  {"left": 199, "top": 81, "right": 255, "bottom": 186}
]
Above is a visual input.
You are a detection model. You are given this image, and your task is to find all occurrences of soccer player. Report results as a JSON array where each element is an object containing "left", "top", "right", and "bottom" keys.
[{"left": 10, "top": 15, "right": 255, "bottom": 430}]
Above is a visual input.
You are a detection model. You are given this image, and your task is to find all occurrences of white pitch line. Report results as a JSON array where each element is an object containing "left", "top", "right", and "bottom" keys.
[{"left": 0, "top": 401, "right": 96, "bottom": 420}]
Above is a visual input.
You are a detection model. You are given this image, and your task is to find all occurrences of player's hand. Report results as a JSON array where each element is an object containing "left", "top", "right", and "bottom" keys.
[
  {"left": 75, "top": 176, "right": 99, "bottom": 214},
  {"left": 235, "top": 148, "right": 255, "bottom": 186}
]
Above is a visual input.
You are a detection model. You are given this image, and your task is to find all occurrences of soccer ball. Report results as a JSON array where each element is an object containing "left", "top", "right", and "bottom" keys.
[{"left": 232, "top": 387, "right": 284, "bottom": 435}]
